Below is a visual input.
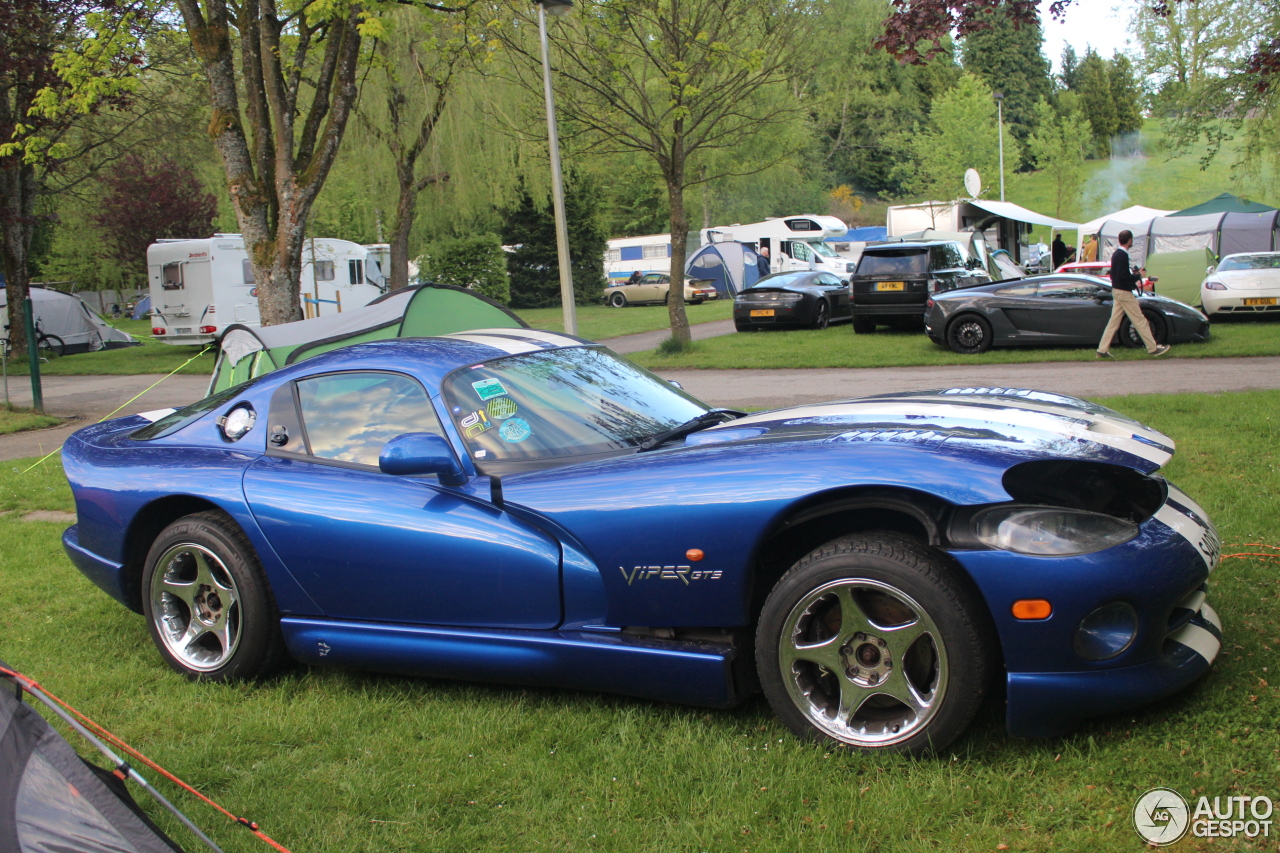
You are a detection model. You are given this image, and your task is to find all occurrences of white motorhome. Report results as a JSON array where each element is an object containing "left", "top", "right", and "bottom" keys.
[
  {"left": 604, "top": 234, "right": 672, "bottom": 282},
  {"left": 147, "top": 235, "right": 385, "bottom": 345},
  {"left": 701, "top": 215, "right": 854, "bottom": 280}
]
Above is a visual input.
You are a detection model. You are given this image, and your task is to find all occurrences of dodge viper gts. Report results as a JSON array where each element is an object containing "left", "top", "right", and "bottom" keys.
[{"left": 61, "top": 331, "right": 1222, "bottom": 754}]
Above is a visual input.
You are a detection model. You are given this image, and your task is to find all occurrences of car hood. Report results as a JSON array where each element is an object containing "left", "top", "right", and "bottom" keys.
[{"left": 687, "top": 387, "right": 1174, "bottom": 474}]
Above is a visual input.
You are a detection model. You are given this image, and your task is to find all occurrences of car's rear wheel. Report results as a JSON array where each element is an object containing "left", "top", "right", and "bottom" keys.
[
  {"left": 1119, "top": 311, "right": 1167, "bottom": 348},
  {"left": 946, "top": 314, "right": 993, "bottom": 354},
  {"left": 812, "top": 300, "right": 830, "bottom": 330},
  {"left": 852, "top": 316, "right": 875, "bottom": 334},
  {"left": 756, "top": 533, "right": 991, "bottom": 755},
  {"left": 609, "top": 292, "right": 628, "bottom": 308},
  {"left": 142, "top": 511, "right": 287, "bottom": 681}
]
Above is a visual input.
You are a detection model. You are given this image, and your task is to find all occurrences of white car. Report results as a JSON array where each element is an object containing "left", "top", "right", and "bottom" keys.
[{"left": 1201, "top": 252, "right": 1280, "bottom": 316}]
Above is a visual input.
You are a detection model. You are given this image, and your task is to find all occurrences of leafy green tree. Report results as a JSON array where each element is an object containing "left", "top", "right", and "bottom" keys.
[
  {"left": 1060, "top": 45, "right": 1082, "bottom": 90},
  {"left": 1075, "top": 50, "right": 1118, "bottom": 155},
  {"left": 959, "top": 6, "right": 1053, "bottom": 154},
  {"left": 492, "top": 0, "right": 810, "bottom": 344},
  {"left": 894, "top": 74, "right": 1016, "bottom": 208},
  {"left": 419, "top": 233, "right": 511, "bottom": 304},
  {"left": 1129, "top": 0, "right": 1260, "bottom": 112},
  {"left": 502, "top": 174, "right": 606, "bottom": 310},
  {"left": 1027, "top": 99, "right": 1092, "bottom": 218},
  {"left": 1108, "top": 53, "right": 1143, "bottom": 136}
]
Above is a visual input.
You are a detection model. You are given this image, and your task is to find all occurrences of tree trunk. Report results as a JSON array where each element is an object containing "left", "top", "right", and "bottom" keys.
[
  {"left": 666, "top": 180, "right": 692, "bottom": 345},
  {"left": 389, "top": 160, "right": 418, "bottom": 293},
  {"left": 0, "top": 154, "right": 36, "bottom": 357}
]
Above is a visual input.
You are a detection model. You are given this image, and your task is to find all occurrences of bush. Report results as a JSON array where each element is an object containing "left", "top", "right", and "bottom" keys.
[{"left": 418, "top": 233, "right": 511, "bottom": 305}]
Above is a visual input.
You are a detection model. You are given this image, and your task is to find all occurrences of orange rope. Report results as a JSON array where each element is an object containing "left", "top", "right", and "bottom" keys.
[{"left": 0, "top": 666, "right": 294, "bottom": 853}]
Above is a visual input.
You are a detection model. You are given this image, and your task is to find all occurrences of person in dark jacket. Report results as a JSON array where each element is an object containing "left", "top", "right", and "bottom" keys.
[
  {"left": 1051, "top": 235, "right": 1073, "bottom": 269},
  {"left": 1096, "top": 230, "right": 1170, "bottom": 358}
]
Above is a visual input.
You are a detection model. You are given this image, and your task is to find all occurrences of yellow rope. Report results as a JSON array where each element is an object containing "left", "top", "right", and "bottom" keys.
[{"left": 21, "top": 345, "right": 213, "bottom": 473}]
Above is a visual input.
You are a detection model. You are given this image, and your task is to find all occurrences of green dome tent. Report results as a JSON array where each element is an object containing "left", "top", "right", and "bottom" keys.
[{"left": 210, "top": 284, "right": 527, "bottom": 393}]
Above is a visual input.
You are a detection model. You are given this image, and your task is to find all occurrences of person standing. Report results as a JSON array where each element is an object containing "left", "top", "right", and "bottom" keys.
[{"left": 1096, "top": 230, "right": 1169, "bottom": 358}]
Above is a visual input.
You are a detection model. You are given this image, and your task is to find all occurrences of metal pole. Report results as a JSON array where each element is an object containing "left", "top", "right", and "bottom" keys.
[
  {"left": 537, "top": 2, "right": 578, "bottom": 337},
  {"left": 997, "top": 99, "right": 1005, "bottom": 202},
  {"left": 23, "top": 297, "right": 42, "bottom": 413}
]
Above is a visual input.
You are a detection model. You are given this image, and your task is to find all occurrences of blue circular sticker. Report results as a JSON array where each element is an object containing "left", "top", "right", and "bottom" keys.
[{"left": 499, "top": 417, "right": 531, "bottom": 443}]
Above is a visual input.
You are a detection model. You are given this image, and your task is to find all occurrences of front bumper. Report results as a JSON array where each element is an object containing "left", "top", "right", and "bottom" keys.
[{"left": 950, "top": 484, "right": 1222, "bottom": 737}]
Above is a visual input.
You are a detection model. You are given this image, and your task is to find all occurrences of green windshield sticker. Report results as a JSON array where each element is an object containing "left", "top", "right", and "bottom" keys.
[
  {"left": 472, "top": 378, "right": 508, "bottom": 401},
  {"left": 486, "top": 397, "right": 518, "bottom": 420}
]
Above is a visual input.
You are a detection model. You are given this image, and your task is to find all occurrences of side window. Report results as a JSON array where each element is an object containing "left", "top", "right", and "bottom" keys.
[
  {"left": 295, "top": 372, "right": 443, "bottom": 467},
  {"left": 1036, "top": 281, "right": 1094, "bottom": 299},
  {"left": 162, "top": 262, "right": 184, "bottom": 290},
  {"left": 314, "top": 260, "right": 335, "bottom": 282},
  {"left": 818, "top": 274, "right": 841, "bottom": 286},
  {"left": 348, "top": 259, "right": 363, "bottom": 285},
  {"left": 791, "top": 242, "right": 812, "bottom": 262},
  {"left": 998, "top": 283, "right": 1039, "bottom": 297},
  {"left": 241, "top": 259, "right": 255, "bottom": 284},
  {"left": 930, "top": 243, "right": 965, "bottom": 270}
]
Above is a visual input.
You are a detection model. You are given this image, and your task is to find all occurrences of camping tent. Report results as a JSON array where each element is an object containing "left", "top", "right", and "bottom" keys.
[
  {"left": 684, "top": 241, "right": 763, "bottom": 296},
  {"left": 132, "top": 295, "right": 152, "bottom": 320},
  {"left": 1076, "top": 205, "right": 1175, "bottom": 257},
  {"left": 0, "top": 287, "right": 137, "bottom": 354},
  {"left": 1, "top": 662, "right": 189, "bottom": 852},
  {"left": 210, "top": 283, "right": 527, "bottom": 392},
  {"left": 1168, "top": 192, "right": 1277, "bottom": 217}
]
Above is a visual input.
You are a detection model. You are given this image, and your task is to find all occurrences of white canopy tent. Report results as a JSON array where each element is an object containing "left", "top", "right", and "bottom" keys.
[
  {"left": 0, "top": 286, "right": 136, "bottom": 353},
  {"left": 1076, "top": 206, "right": 1175, "bottom": 260}
]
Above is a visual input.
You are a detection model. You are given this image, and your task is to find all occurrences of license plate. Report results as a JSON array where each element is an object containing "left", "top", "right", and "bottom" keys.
[
  {"left": 750, "top": 309, "right": 775, "bottom": 317},
  {"left": 174, "top": 327, "right": 192, "bottom": 334},
  {"left": 1243, "top": 297, "right": 1277, "bottom": 306},
  {"left": 876, "top": 281, "right": 905, "bottom": 291}
]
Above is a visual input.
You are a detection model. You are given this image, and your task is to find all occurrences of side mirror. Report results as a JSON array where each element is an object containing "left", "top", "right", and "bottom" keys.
[{"left": 379, "top": 433, "right": 468, "bottom": 485}]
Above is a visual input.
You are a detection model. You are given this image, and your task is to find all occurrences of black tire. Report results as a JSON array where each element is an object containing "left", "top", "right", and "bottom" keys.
[
  {"left": 852, "top": 315, "right": 876, "bottom": 334},
  {"left": 946, "top": 314, "right": 993, "bottom": 354},
  {"left": 663, "top": 291, "right": 670, "bottom": 305},
  {"left": 141, "top": 511, "right": 287, "bottom": 681},
  {"left": 812, "top": 300, "right": 830, "bottom": 330},
  {"left": 1119, "top": 311, "right": 1167, "bottom": 348},
  {"left": 37, "top": 333, "right": 64, "bottom": 358},
  {"left": 609, "top": 291, "right": 628, "bottom": 308},
  {"left": 735, "top": 321, "right": 753, "bottom": 332},
  {"left": 756, "top": 533, "right": 991, "bottom": 755}
]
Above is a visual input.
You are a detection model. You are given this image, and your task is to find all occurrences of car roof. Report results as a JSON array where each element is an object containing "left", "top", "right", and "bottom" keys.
[{"left": 862, "top": 241, "right": 953, "bottom": 251}]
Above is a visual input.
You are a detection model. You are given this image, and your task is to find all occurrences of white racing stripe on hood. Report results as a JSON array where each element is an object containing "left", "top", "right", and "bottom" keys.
[
  {"left": 723, "top": 399, "right": 1173, "bottom": 467},
  {"left": 444, "top": 334, "right": 544, "bottom": 354},
  {"left": 137, "top": 408, "right": 177, "bottom": 422}
]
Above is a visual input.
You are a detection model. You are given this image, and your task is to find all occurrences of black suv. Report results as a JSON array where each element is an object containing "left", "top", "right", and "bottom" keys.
[{"left": 850, "top": 240, "right": 990, "bottom": 333}]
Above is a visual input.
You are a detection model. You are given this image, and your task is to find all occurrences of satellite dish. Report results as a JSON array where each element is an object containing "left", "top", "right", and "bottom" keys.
[{"left": 964, "top": 168, "right": 982, "bottom": 198}]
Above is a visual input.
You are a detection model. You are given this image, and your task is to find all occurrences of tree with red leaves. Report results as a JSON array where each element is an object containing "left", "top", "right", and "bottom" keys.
[
  {"left": 0, "top": 0, "right": 155, "bottom": 355},
  {"left": 91, "top": 155, "right": 218, "bottom": 274}
]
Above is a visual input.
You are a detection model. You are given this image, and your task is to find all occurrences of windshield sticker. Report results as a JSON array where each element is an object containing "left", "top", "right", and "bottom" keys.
[
  {"left": 487, "top": 397, "right": 518, "bottom": 420},
  {"left": 499, "top": 417, "right": 531, "bottom": 443},
  {"left": 460, "top": 410, "right": 493, "bottom": 438},
  {"left": 473, "top": 378, "right": 508, "bottom": 401}
]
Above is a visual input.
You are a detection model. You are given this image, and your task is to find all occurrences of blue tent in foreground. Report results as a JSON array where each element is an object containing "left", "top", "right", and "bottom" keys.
[{"left": 684, "top": 241, "right": 763, "bottom": 296}]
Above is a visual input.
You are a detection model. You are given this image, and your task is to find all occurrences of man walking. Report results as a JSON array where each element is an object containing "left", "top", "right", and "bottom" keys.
[{"left": 1096, "top": 230, "right": 1170, "bottom": 358}]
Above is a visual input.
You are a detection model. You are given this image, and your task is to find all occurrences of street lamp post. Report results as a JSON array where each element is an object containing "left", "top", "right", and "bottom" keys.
[
  {"left": 535, "top": 0, "right": 577, "bottom": 336},
  {"left": 993, "top": 91, "right": 1003, "bottom": 202}
]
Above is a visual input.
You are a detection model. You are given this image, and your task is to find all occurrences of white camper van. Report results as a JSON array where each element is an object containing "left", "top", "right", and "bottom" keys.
[
  {"left": 701, "top": 215, "right": 855, "bottom": 280},
  {"left": 604, "top": 234, "right": 672, "bottom": 282},
  {"left": 147, "top": 235, "right": 385, "bottom": 345}
]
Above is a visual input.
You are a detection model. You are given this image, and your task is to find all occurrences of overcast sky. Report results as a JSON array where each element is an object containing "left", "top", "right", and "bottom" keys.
[{"left": 1038, "top": 0, "right": 1136, "bottom": 73}]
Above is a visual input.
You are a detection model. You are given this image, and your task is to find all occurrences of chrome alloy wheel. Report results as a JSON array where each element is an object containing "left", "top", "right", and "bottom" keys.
[
  {"left": 778, "top": 578, "right": 947, "bottom": 747},
  {"left": 149, "top": 543, "right": 242, "bottom": 672},
  {"left": 952, "top": 319, "right": 985, "bottom": 349}
]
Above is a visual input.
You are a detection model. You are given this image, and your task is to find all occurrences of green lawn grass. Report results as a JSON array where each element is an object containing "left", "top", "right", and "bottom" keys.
[
  {"left": 630, "top": 317, "right": 1280, "bottom": 370},
  {"left": 4, "top": 315, "right": 213, "bottom": 376},
  {"left": 0, "top": 405, "right": 61, "bottom": 434},
  {"left": 516, "top": 300, "right": 734, "bottom": 340},
  {"left": 0, "top": 390, "right": 1276, "bottom": 852}
]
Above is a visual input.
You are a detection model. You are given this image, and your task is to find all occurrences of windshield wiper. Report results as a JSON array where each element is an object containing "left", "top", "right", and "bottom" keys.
[{"left": 637, "top": 409, "right": 746, "bottom": 452}]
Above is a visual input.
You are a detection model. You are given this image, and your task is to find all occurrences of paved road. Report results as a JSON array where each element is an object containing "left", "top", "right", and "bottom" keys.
[{"left": 3, "top": 351, "right": 1278, "bottom": 461}]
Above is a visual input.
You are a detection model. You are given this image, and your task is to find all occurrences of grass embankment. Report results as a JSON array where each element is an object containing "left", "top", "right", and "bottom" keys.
[
  {"left": 1, "top": 390, "right": 1276, "bottom": 852},
  {"left": 517, "top": 300, "right": 734, "bottom": 339},
  {"left": 631, "top": 317, "right": 1280, "bottom": 370},
  {"left": 0, "top": 406, "right": 61, "bottom": 434}
]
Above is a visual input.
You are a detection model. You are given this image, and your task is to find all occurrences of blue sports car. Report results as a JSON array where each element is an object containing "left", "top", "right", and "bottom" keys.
[{"left": 61, "top": 331, "right": 1223, "bottom": 754}]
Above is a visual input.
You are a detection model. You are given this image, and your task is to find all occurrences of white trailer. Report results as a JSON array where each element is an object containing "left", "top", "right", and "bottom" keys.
[
  {"left": 604, "top": 234, "right": 672, "bottom": 282},
  {"left": 147, "top": 235, "right": 385, "bottom": 345},
  {"left": 700, "top": 215, "right": 855, "bottom": 280}
]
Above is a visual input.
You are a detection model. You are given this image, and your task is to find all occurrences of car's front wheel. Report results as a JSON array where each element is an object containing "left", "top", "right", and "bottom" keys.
[
  {"left": 812, "top": 300, "right": 830, "bottom": 330},
  {"left": 946, "top": 314, "right": 992, "bottom": 354},
  {"left": 609, "top": 292, "right": 628, "bottom": 308},
  {"left": 756, "top": 533, "right": 991, "bottom": 755},
  {"left": 142, "top": 511, "right": 287, "bottom": 681}
]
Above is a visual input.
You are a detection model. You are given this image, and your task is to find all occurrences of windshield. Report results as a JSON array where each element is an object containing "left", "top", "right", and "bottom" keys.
[
  {"left": 441, "top": 347, "right": 709, "bottom": 464},
  {"left": 857, "top": 249, "right": 929, "bottom": 276},
  {"left": 1219, "top": 253, "right": 1280, "bottom": 271},
  {"left": 809, "top": 240, "right": 838, "bottom": 258}
]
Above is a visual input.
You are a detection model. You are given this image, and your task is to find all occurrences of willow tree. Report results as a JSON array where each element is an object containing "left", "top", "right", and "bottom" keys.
[{"left": 496, "top": 0, "right": 810, "bottom": 344}]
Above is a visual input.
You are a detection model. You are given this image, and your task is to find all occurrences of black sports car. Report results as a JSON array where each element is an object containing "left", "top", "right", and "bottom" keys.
[
  {"left": 734, "top": 270, "right": 852, "bottom": 331},
  {"left": 925, "top": 274, "right": 1211, "bottom": 354}
]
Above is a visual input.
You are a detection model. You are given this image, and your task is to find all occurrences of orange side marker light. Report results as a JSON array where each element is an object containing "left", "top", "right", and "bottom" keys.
[
  {"left": 1011, "top": 599, "right": 1052, "bottom": 620},
  {"left": 686, "top": 549, "right": 705, "bottom": 562}
]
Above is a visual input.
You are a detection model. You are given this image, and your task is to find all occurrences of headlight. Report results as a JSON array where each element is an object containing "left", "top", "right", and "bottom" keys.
[
  {"left": 975, "top": 507, "right": 1138, "bottom": 556},
  {"left": 1074, "top": 601, "right": 1138, "bottom": 660},
  {"left": 1203, "top": 280, "right": 1227, "bottom": 291}
]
